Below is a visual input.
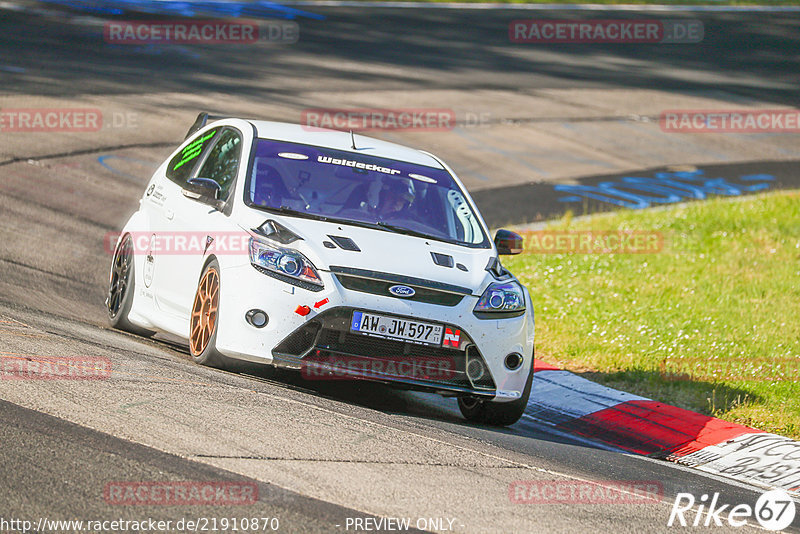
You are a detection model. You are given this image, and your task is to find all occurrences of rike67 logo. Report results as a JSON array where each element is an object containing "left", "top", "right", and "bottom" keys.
[{"left": 668, "top": 489, "right": 796, "bottom": 530}]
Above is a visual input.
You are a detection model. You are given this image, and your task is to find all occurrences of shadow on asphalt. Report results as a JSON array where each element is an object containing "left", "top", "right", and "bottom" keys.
[
  {"left": 1, "top": 7, "right": 798, "bottom": 105},
  {"left": 229, "top": 360, "right": 611, "bottom": 450}
]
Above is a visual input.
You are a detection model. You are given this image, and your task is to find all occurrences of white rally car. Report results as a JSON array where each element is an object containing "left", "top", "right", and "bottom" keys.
[{"left": 107, "top": 113, "right": 534, "bottom": 425}]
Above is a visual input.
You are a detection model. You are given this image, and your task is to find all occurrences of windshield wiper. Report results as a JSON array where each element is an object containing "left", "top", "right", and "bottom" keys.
[
  {"left": 375, "top": 222, "right": 436, "bottom": 240},
  {"left": 260, "top": 205, "right": 331, "bottom": 222},
  {"left": 257, "top": 206, "right": 441, "bottom": 241}
]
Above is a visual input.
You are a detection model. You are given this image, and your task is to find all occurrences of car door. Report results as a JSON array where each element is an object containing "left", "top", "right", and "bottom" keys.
[
  {"left": 138, "top": 126, "right": 220, "bottom": 323},
  {"left": 155, "top": 127, "right": 246, "bottom": 322}
]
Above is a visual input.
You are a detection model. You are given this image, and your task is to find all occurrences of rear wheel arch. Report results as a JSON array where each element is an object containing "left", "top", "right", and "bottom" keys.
[{"left": 107, "top": 232, "right": 155, "bottom": 337}]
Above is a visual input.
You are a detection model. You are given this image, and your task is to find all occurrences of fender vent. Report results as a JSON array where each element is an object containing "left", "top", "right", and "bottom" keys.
[{"left": 253, "top": 220, "right": 301, "bottom": 245}]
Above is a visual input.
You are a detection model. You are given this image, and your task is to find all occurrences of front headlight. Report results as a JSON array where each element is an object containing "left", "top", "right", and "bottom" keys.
[
  {"left": 474, "top": 281, "right": 526, "bottom": 315},
  {"left": 249, "top": 237, "right": 323, "bottom": 289}
]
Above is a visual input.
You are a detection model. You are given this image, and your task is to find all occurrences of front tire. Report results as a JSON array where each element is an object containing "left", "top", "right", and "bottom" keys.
[
  {"left": 458, "top": 356, "right": 534, "bottom": 426},
  {"left": 107, "top": 233, "right": 154, "bottom": 337},
  {"left": 189, "top": 259, "right": 228, "bottom": 369}
]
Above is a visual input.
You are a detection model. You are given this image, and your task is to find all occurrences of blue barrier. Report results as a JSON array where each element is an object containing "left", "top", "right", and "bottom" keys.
[
  {"left": 555, "top": 170, "right": 774, "bottom": 210},
  {"left": 38, "top": 0, "right": 325, "bottom": 20}
]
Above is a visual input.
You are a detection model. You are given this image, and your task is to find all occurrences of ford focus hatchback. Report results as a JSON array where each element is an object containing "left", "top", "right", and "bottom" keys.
[{"left": 107, "top": 113, "right": 534, "bottom": 425}]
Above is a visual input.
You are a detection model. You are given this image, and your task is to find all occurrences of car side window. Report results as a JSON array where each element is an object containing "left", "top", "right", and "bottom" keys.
[
  {"left": 166, "top": 128, "right": 219, "bottom": 185},
  {"left": 194, "top": 128, "right": 242, "bottom": 201}
]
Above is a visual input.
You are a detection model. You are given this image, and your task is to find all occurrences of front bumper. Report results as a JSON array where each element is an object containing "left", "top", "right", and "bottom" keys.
[
  {"left": 272, "top": 307, "right": 498, "bottom": 398},
  {"left": 214, "top": 262, "right": 534, "bottom": 401}
]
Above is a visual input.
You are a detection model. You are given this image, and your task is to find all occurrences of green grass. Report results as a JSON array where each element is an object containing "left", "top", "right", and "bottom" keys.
[
  {"left": 506, "top": 190, "right": 800, "bottom": 438},
  {"left": 337, "top": 0, "right": 800, "bottom": 5}
]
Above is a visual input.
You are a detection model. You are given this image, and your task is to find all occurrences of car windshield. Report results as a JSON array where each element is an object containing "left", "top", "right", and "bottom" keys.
[{"left": 245, "top": 139, "right": 489, "bottom": 247}]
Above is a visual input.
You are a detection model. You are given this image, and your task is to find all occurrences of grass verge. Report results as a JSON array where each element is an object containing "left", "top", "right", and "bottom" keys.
[
  {"left": 324, "top": 0, "right": 800, "bottom": 6},
  {"left": 506, "top": 190, "right": 800, "bottom": 438}
]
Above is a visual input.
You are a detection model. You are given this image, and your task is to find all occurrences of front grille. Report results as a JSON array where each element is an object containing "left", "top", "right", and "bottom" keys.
[
  {"left": 329, "top": 266, "right": 470, "bottom": 307},
  {"left": 316, "top": 328, "right": 457, "bottom": 362},
  {"left": 335, "top": 275, "right": 464, "bottom": 306},
  {"left": 272, "top": 307, "right": 496, "bottom": 391}
]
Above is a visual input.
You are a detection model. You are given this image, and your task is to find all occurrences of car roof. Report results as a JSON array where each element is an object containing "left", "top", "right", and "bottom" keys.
[{"left": 245, "top": 120, "right": 445, "bottom": 169}]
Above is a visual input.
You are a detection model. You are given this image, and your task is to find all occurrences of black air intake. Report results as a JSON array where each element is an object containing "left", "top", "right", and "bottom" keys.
[
  {"left": 328, "top": 235, "right": 361, "bottom": 252},
  {"left": 430, "top": 252, "right": 454, "bottom": 268}
]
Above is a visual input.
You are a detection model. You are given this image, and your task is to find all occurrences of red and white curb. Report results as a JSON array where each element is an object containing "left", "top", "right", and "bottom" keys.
[{"left": 525, "top": 360, "right": 800, "bottom": 496}]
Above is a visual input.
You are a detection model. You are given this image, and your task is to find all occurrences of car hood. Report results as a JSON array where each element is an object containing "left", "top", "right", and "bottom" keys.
[{"left": 238, "top": 212, "right": 495, "bottom": 294}]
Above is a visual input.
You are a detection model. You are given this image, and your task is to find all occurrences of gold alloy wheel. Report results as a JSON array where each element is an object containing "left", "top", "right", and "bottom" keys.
[{"left": 190, "top": 268, "right": 219, "bottom": 356}]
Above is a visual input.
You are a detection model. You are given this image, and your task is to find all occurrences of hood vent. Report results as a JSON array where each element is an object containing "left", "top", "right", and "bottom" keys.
[
  {"left": 327, "top": 235, "right": 361, "bottom": 252},
  {"left": 430, "top": 252, "right": 454, "bottom": 268}
]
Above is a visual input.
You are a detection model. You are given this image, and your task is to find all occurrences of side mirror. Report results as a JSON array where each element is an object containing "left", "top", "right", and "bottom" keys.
[
  {"left": 183, "top": 178, "right": 223, "bottom": 209},
  {"left": 494, "top": 229, "right": 523, "bottom": 255}
]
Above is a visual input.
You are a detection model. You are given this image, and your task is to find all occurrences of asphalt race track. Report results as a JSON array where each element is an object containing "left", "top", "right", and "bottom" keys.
[{"left": 1, "top": 1, "right": 799, "bottom": 532}]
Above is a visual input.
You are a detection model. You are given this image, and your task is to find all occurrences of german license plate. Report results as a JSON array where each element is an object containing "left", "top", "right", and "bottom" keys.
[{"left": 350, "top": 311, "right": 443, "bottom": 346}]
